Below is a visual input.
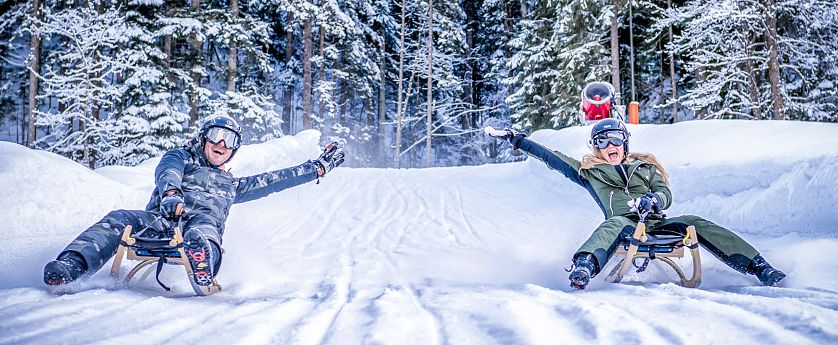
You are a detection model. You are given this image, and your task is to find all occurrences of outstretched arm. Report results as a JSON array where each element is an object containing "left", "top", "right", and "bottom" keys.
[
  {"left": 233, "top": 142, "right": 345, "bottom": 203},
  {"left": 485, "top": 127, "right": 586, "bottom": 187},
  {"left": 234, "top": 161, "right": 319, "bottom": 203}
]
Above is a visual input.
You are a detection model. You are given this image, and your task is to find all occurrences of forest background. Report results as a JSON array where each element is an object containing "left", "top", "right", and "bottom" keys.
[{"left": 1, "top": 0, "right": 836, "bottom": 169}]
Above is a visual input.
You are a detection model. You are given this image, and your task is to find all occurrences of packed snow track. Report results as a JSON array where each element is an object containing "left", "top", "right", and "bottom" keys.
[{"left": 1, "top": 121, "right": 837, "bottom": 344}]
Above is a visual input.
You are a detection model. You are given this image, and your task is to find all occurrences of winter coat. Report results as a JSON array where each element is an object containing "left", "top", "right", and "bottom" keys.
[
  {"left": 145, "top": 138, "right": 319, "bottom": 234},
  {"left": 517, "top": 137, "right": 672, "bottom": 220}
]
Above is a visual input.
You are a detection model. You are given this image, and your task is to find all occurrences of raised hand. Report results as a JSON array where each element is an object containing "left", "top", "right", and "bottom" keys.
[
  {"left": 314, "top": 142, "right": 345, "bottom": 177},
  {"left": 484, "top": 126, "right": 526, "bottom": 149}
]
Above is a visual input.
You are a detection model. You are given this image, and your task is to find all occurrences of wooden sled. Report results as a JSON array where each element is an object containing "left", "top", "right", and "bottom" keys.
[
  {"left": 606, "top": 217, "right": 702, "bottom": 288},
  {"left": 110, "top": 220, "right": 221, "bottom": 296}
]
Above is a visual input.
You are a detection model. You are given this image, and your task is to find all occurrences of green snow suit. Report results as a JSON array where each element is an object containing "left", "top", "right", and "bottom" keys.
[{"left": 517, "top": 137, "right": 760, "bottom": 275}]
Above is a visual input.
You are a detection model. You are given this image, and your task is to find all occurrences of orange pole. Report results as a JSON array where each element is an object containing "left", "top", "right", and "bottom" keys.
[{"left": 629, "top": 101, "right": 640, "bottom": 124}]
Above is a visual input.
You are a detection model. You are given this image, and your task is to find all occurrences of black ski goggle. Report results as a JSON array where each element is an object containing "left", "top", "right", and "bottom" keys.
[
  {"left": 205, "top": 127, "right": 241, "bottom": 149},
  {"left": 592, "top": 131, "right": 626, "bottom": 149}
]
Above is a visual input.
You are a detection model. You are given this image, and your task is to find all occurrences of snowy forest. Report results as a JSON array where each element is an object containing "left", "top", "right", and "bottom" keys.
[{"left": 1, "top": 0, "right": 836, "bottom": 169}]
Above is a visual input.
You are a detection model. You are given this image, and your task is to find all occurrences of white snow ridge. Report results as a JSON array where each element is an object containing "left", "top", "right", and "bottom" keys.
[{"left": 1, "top": 120, "right": 837, "bottom": 345}]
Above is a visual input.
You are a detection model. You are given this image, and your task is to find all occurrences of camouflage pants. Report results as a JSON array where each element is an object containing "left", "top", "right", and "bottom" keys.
[
  {"left": 575, "top": 214, "right": 761, "bottom": 275},
  {"left": 59, "top": 209, "right": 222, "bottom": 275}
]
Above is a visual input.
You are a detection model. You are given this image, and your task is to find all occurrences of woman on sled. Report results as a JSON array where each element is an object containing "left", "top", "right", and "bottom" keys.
[{"left": 487, "top": 82, "right": 785, "bottom": 290}]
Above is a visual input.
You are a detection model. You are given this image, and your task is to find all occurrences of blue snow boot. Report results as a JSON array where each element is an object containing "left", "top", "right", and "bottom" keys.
[
  {"left": 183, "top": 231, "right": 220, "bottom": 287},
  {"left": 748, "top": 255, "right": 786, "bottom": 286},
  {"left": 569, "top": 253, "right": 597, "bottom": 290},
  {"left": 44, "top": 251, "right": 87, "bottom": 286}
]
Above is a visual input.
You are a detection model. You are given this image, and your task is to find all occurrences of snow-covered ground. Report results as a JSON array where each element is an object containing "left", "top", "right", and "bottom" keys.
[{"left": 1, "top": 121, "right": 837, "bottom": 345}]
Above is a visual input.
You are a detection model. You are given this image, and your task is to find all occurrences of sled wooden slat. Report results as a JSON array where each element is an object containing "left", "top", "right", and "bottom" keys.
[
  {"left": 606, "top": 224, "right": 701, "bottom": 288},
  {"left": 110, "top": 224, "right": 221, "bottom": 296}
]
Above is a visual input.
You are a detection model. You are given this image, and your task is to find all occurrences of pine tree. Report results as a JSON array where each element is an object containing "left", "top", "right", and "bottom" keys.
[
  {"left": 102, "top": 1, "right": 189, "bottom": 166},
  {"left": 34, "top": 2, "right": 135, "bottom": 167},
  {"left": 505, "top": 0, "right": 611, "bottom": 132}
]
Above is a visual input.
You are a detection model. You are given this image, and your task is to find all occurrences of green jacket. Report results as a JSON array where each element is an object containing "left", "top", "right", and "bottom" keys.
[{"left": 518, "top": 137, "right": 672, "bottom": 219}]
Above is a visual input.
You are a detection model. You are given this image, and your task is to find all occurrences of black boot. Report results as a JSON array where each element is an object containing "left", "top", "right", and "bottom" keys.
[
  {"left": 569, "top": 253, "right": 597, "bottom": 290},
  {"left": 184, "top": 231, "right": 221, "bottom": 286},
  {"left": 44, "top": 251, "right": 88, "bottom": 286},
  {"left": 747, "top": 255, "right": 786, "bottom": 286}
]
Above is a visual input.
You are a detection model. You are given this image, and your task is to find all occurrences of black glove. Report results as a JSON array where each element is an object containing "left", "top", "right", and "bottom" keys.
[
  {"left": 314, "top": 142, "right": 345, "bottom": 177},
  {"left": 160, "top": 189, "right": 184, "bottom": 219},
  {"left": 485, "top": 127, "right": 526, "bottom": 150},
  {"left": 628, "top": 192, "right": 662, "bottom": 214}
]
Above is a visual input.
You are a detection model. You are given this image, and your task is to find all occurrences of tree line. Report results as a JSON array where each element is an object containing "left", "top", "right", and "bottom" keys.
[{"left": 1, "top": 0, "right": 835, "bottom": 169}]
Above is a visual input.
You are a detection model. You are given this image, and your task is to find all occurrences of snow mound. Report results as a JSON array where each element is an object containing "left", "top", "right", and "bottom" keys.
[{"left": 1, "top": 121, "right": 837, "bottom": 344}]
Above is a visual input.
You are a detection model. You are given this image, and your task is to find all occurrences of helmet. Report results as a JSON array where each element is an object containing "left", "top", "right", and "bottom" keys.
[
  {"left": 198, "top": 115, "right": 242, "bottom": 165},
  {"left": 580, "top": 82, "right": 615, "bottom": 123},
  {"left": 588, "top": 118, "right": 630, "bottom": 153}
]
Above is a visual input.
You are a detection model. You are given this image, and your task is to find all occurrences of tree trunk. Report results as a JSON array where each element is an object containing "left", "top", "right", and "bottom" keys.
[
  {"left": 27, "top": 0, "right": 41, "bottom": 148},
  {"left": 423, "top": 0, "right": 434, "bottom": 168},
  {"left": 628, "top": 1, "right": 636, "bottom": 102},
  {"left": 464, "top": 1, "right": 475, "bottom": 132},
  {"left": 394, "top": 0, "right": 407, "bottom": 168},
  {"left": 318, "top": 24, "right": 325, "bottom": 124},
  {"left": 227, "top": 0, "right": 238, "bottom": 93},
  {"left": 189, "top": 0, "right": 202, "bottom": 130},
  {"left": 19, "top": 84, "right": 25, "bottom": 145},
  {"left": 745, "top": 32, "right": 763, "bottom": 120},
  {"left": 765, "top": 0, "right": 784, "bottom": 120},
  {"left": 667, "top": 0, "right": 678, "bottom": 122},
  {"left": 88, "top": 0, "right": 106, "bottom": 169},
  {"left": 659, "top": 45, "right": 666, "bottom": 124},
  {"left": 377, "top": 25, "right": 386, "bottom": 167},
  {"left": 302, "top": 13, "right": 313, "bottom": 129},
  {"left": 696, "top": 65, "right": 707, "bottom": 119},
  {"left": 282, "top": 14, "right": 295, "bottom": 134},
  {"left": 610, "top": 0, "right": 621, "bottom": 107}
]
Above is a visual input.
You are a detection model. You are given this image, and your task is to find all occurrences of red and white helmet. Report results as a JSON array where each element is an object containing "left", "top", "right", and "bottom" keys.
[{"left": 580, "top": 82, "right": 616, "bottom": 124}]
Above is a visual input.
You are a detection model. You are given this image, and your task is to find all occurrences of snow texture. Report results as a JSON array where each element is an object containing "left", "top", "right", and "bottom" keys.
[{"left": 1, "top": 120, "right": 837, "bottom": 344}]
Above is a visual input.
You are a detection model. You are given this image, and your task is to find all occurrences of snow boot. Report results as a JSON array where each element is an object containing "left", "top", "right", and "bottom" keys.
[
  {"left": 569, "top": 253, "right": 597, "bottom": 290},
  {"left": 183, "top": 231, "right": 220, "bottom": 287},
  {"left": 747, "top": 255, "right": 786, "bottom": 286},
  {"left": 44, "top": 251, "right": 87, "bottom": 286}
]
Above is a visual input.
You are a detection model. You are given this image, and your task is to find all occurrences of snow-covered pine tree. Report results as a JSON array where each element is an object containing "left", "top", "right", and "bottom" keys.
[
  {"left": 34, "top": 2, "right": 136, "bottom": 167},
  {"left": 775, "top": 0, "right": 838, "bottom": 122},
  {"left": 662, "top": 0, "right": 768, "bottom": 119},
  {"left": 664, "top": 0, "right": 838, "bottom": 121},
  {"left": 419, "top": 0, "right": 470, "bottom": 167},
  {"left": 101, "top": 1, "right": 189, "bottom": 166},
  {"left": 210, "top": 0, "right": 282, "bottom": 142},
  {"left": 505, "top": 0, "right": 611, "bottom": 132},
  {"left": 0, "top": 1, "right": 29, "bottom": 143}
]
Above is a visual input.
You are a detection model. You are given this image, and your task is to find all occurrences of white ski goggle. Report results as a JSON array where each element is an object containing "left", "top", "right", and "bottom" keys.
[{"left": 204, "top": 127, "right": 241, "bottom": 149}]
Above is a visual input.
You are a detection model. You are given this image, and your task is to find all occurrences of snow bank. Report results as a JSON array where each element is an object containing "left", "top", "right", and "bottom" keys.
[
  {"left": 1, "top": 121, "right": 837, "bottom": 344},
  {"left": 527, "top": 120, "right": 838, "bottom": 237}
]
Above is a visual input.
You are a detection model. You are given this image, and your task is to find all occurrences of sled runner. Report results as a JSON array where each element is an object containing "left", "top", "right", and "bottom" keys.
[
  {"left": 606, "top": 213, "right": 702, "bottom": 288},
  {"left": 110, "top": 208, "right": 221, "bottom": 296}
]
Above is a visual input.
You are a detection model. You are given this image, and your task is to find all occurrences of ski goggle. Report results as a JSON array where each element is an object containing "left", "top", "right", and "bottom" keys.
[
  {"left": 204, "top": 126, "right": 241, "bottom": 149},
  {"left": 592, "top": 131, "right": 627, "bottom": 149},
  {"left": 581, "top": 83, "right": 613, "bottom": 122}
]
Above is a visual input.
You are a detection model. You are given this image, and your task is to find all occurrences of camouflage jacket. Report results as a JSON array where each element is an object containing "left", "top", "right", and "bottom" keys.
[{"left": 145, "top": 138, "right": 319, "bottom": 232}]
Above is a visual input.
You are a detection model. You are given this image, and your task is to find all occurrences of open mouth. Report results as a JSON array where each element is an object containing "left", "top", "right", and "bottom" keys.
[
  {"left": 606, "top": 149, "right": 619, "bottom": 161},
  {"left": 212, "top": 148, "right": 226, "bottom": 156}
]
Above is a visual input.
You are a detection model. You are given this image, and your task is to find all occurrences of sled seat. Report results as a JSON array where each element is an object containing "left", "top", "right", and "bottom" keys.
[
  {"left": 606, "top": 224, "right": 702, "bottom": 288},
  {"left": 110, "top": 224, "right": 221, "bottom": 296}
]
